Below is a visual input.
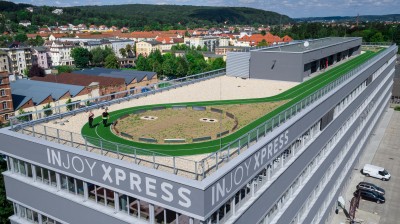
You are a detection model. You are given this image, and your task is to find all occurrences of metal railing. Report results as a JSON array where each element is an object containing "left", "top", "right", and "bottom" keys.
[
  {"left": 9, "top": 68, "right": 226, "bottom": 130},
  {"left": 198, "top": 44, "right": 397, "bottom": 178},
  {"left": 8, "top": 44, "right": 397, "bottom": 180}
]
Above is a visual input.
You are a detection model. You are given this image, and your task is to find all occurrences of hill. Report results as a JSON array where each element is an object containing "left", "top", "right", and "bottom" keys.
[
  {"left": 295, "top": 14, "right": 400, "bottom": 22},
  {"left": 0, "top": 1, "right": 293, "bottom": 31}
]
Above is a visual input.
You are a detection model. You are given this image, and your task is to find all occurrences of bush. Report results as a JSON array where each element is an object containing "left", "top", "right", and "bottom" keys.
[
  {"left": 43, "top": 103, "right": 53, "bottom": 117},
  {"left": 394, "top": 106, "right": 400, "bottom": 111}
]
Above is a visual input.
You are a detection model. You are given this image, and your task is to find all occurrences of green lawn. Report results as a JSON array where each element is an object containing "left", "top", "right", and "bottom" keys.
[{"left": 82, "top": 50, "right": 380, "bottom": 156}]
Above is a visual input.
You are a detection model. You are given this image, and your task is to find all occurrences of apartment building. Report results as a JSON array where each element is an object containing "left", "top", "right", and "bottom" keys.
[{"left": 0, "top": 72, "right": 13, "bottom": 124}]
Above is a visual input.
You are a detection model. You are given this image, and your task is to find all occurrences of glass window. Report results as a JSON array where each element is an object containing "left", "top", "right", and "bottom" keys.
[
  {"left": 27, "top": 164, "right": 33, "bottom": 178},
  {"left": 19, "top": 160, "right": 26, "bottom": 176},
  {"left": 60, "top": 174, "right": 68, "bottom": 191},
  {"left": 76, "top": 179, "right": 84, "bottom": 197},
  {"left": 50, "top": 170, "right": 57, "bottom": 187},
  {"left": 119, "top": 194, "right": 128, "bottom": 213},
  {"left": 35, "top": 166, "right": 42, "bottom": 181},
  {"left": 43, "top": 169, "right": 50, "bottom": 184},
  {"left": 68, "top": 177, "right": 75, "bottom": 194},
  {"left": 12, "top": 158, "right": 19, "bottom": 173}
]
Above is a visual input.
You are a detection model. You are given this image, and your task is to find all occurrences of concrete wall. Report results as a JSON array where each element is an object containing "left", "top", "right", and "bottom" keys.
[
  {"left": 249, "top": 51, "right": 303, "bottom": 82},
  {"left": 226, "top": 52, "right": 250, "bottom": 78}
]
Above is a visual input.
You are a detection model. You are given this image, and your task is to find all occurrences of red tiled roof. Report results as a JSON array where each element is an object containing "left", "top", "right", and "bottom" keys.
[{"left": 31, "top": 73, "right": 125, "bottom": 88}]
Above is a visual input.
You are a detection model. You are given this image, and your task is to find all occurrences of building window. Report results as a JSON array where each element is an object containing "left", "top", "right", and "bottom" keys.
[
  {"left": 4, "top": 114, "right": 9, "bottom": 120},
  {"left": 0, "top": 89, "right": 5, "bottom": 96},
  {"left": 2, "top": 102, "right": 7, "bottom": 109}
]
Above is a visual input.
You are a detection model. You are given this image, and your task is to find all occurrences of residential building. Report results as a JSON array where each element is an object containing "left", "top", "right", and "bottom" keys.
[
  {"left": 184, "top": 36, "right": 220, "bottom": 52},
  {"left": 10, "top": 79, "right": 96, "bottom": 117},
  {"left": 0, "top": 51, "right": 10, "bottom": 73},
  {"left": 72, "top": 68, "right": 157, "bottom": 93},
  {"left": 32, "top": 47, "right": 52, "bottom": 69},
  {"left": 31, "top": 73, "right": 126, "bottom": 99},
  {"left": 45, "top": 41, "right": 75, "bottom": 66},
  {"left": 136, "top": 41, "right": 161, "bottom": 57},
  {"left": 0, "top": 72, "right": 13, "bottom": 124},
  {"left": 52, "top": 9, "right": 63, "bottom": 15},
  {"left": 0, "top": 46, "right": 32, "bottom": 75},
  {"left": 0, "top": 40, "right": 396, "bottom": 224},
  {"left": 235, "top": 33, "right": 292, "bottom": 47},
  {"left": 18, "top": 20, "right": 31, "bottom": 27},
  {"left": 109, "top": 40, "right": 135, "bottom": 58}
]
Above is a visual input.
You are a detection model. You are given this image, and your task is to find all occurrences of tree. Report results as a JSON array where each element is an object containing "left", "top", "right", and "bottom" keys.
[
  {"left": 66, "top": 98, "right": 73, "bottom": 111},
  {"left": 369, "top": 32, "right": 385, "bottom": 43},
  {"left": 196, "top": 45, "right": 202, "bottom": 51},
  {"left": 35, "top": 35, "right": 44, "bottom": 46},
  {"left": 175, "top": 57, "right": 188, "bottom": 77},
  {"left": 71, "top": 47, "right": 91, "bottom": 68},
  {"left": 119, "top": 48, "right": 127, "bottom": 58},
  {"left": 161, "top": 55, "right": 177, "bottom": 77},
  {"left": 14, "top": 33, "right": 28, "bottom": 42},
  {"left": 261, "top": 30, "right": 266, "bottom": 36},
  {"left": 135, "top": 54, "right": 147, "bottom": 71},
  {"left": 57, "top": 65, "right": 73, "bottom": 74},
  {"left": 210, "top": 58, "right": 226, "bottom": 70},
  {"left": 0, "top": 160, "right": 13, "bottom": 224},
  {"left": 91, "top": 47, "right": 105, "bottom": 66},
  {"left": 28, "top": 64, "right": 45, "bottom": 77},
  {"left": 202, "top": 45, "right": 208, "bottom": 51},
  {"left": 23, "top": 68, "right": 29, "bottom": 77},
  {"left": 104, "top": 54, "right": 119, "bottom": 69},
  {"left": 257, "top": 39, "right": 268, "bottom": 46},
  {"left": 43, "top": 103, "right": 53, "bottom": 117}
]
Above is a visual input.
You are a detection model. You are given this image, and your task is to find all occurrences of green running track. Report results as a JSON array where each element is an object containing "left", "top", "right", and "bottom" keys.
[{"left": 81, "top": 50, "right": 380, "bottom": 156}]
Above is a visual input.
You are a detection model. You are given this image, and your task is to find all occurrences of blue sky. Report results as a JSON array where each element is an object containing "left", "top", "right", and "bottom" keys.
[{"left": 12, "top": 0, "right": 400, "bottom": 18}]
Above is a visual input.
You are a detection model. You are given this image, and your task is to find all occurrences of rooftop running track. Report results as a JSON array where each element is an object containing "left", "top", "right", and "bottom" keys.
[{"left": 81, "top": 50, "right": 380, "bottom": 156}]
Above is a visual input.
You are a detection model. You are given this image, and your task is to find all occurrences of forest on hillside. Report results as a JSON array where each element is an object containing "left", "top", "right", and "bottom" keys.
[{"left": 0, "top": 1, "right": 292, "bottom": 32}]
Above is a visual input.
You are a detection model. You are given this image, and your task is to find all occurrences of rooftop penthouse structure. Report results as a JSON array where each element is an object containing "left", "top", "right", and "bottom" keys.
[{"left": 0, "top": 39, "right": 397, "bottom": 224}]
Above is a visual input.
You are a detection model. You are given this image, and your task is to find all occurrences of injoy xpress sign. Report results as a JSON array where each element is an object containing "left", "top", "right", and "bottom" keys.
[
  {"left": 0, "top": 131, "right": 205, "bottom": 218},
  {"left": 44, "top": 147, "right": 203, "bottom": 215}
]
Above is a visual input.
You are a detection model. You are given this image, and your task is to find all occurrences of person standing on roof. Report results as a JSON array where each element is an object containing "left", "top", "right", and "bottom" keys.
[
  {"left": 88, "top": 110, "right": 94, "bottom": 128},
  {"left": 102, "top": 108, "right": 110, "bottom": 127}
]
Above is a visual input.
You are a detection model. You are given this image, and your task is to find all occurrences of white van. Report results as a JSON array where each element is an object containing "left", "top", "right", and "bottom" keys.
[{"left": 362, "top": 164, "right": 391, "bottom": 181}]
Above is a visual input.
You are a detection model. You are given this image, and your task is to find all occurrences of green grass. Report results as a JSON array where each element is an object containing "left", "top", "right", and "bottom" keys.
[{"left": 82, "top": 50, "right": 381, "bottom": 156}]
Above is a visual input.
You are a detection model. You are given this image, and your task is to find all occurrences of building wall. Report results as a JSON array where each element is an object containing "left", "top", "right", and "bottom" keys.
[
  {"left": 0, "top": 54, "right": 10, "bottom": 72},
  {"left": 0, "top": 74, "right": 14, "bottom": 124},
  {"left": 0, "top": 45, "right": 396, "bottom": 224},
  {"left": 249, "top": 39, "right": 362, "bottom": 82},
  {"left": 231, "top": 47, "right": 396, "bottom": 224},
  {"left": 226, "top": 52, "right": 251, "bottom": 78},
  {"left": 32, "top": 50, "right": 51, "bottom": 69},
  {"left": 249, "top": 51, "right": 303, "bottom": 82},
  {"left": 0, "top": 48, "right": 32, "bottom": 75}
]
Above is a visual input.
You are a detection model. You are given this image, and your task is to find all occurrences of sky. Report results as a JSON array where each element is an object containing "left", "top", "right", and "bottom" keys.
[{"left": 12, "top": 0, "right": 400, "bottom": 18}]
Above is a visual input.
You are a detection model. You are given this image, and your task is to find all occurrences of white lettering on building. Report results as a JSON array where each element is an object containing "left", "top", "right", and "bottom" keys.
[
  {"left": 211, "top": 130, "right": 289, "bottom": 206},
  {"left": 46, "top": 148, "right": 193, "bottom": 208}
]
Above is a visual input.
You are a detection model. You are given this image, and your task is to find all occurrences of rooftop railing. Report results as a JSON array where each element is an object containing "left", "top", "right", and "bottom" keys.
[
  {"left": 9, "top": 68, "right": 226, "bottom": 130},
  {"left": 8, "top": 44, "right": 397, "bottom": 180}
]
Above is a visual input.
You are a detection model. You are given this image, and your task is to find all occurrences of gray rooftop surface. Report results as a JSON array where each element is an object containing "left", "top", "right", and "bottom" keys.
[
  {"left": 259, "top": 37, "right": 361, "bottom": 53},
  {"left": 10, "top": 79, "right": 85, "bottom": 110},
  {"left": 72, "top": 68, "right": 156, "bottom": 84}
]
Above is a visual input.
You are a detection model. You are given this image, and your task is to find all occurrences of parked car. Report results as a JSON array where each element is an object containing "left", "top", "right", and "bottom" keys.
[
  {"left": 354, "top": 189, "right": 385, "bottom": 204},
  {"left": 357, "top": 182, "right": 385, "bottom": 195},
  {"left": 362, "top": 164, "right": 391, "bottom": 181}
]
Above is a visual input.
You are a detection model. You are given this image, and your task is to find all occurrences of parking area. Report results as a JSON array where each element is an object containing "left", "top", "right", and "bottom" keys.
[{"left": 330, "top": 108, "right": 400, "bottom": 224}]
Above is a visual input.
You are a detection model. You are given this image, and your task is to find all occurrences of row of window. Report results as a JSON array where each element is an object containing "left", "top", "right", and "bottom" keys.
[
  {"left": 290, "top": 66, "right": 391, "bottom": 224},
  {"left": 258, "top": 59, "right": 392, "bottom": 224},
  {"left": 298, "top": 82, "right": 388, "bottom": 224},
  {"left": 210, "top": 120, "right": 322, "bottom": 224},
  {"left": 7, "top": 158, "right": 199, "bottom": 224},
  {"left": 13, "top": 202, "right": 62, "bottom": 224}
]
